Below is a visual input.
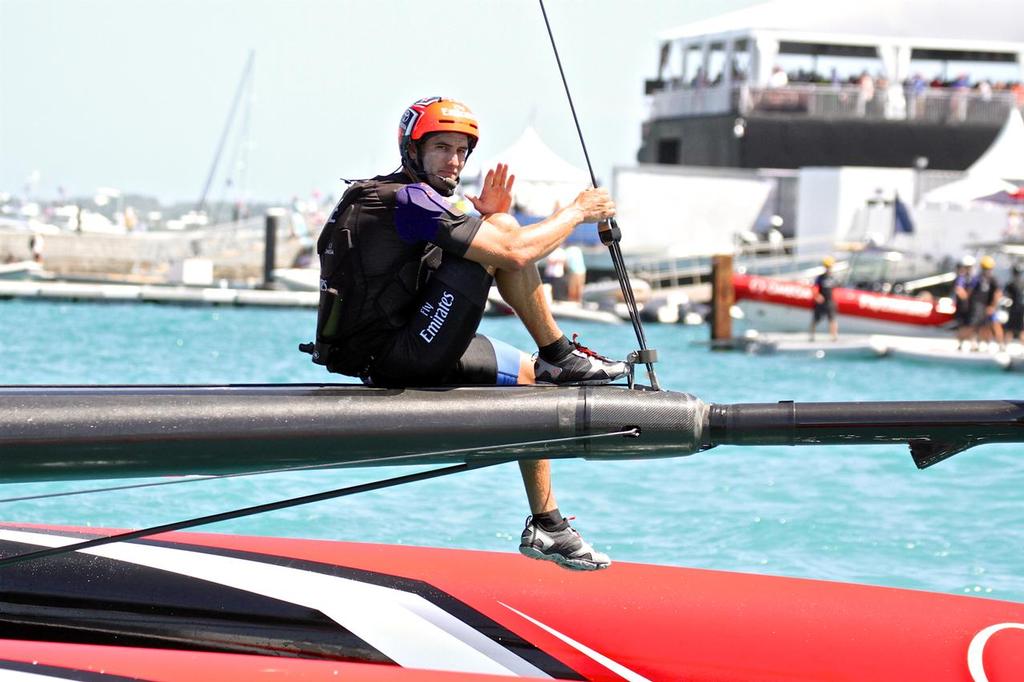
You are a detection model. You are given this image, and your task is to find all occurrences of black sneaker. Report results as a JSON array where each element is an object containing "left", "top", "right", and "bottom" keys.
[
  {"left": 534, "top": 334, "right": 627, "bottom": 385},
  {"left": 518, "top": 516, "right": 611, "bottom": 571}
]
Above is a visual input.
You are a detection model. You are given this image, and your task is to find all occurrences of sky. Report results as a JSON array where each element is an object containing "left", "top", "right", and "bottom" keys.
[{"left": 0, "top": 0, "right": 759, "bottom": 205}]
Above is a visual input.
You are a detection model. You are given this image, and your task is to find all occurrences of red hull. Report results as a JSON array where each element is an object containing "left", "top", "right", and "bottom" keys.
[
  {"left": 1, "top": 524, "right": 1021, "bottom": 681},
  {"left": 733, "top": 273, "right": 955, "bottom": 328}
]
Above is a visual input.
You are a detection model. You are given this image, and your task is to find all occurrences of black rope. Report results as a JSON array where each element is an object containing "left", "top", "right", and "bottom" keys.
[
  {"left": 0, "top": 429, "right": 639, "bottom": 504},
  {"left": 0, "top": 428, "right": 641, "bottom": 568},
  {"left": 0, "top": 459, "right": 508, "bottom": 570},
  {"left": 537, "top": 0, "right": 660, "bottom": 389}
]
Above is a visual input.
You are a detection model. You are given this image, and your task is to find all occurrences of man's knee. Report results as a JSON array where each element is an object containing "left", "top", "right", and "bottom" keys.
[{"left": 487, "top": 212, "right": 520, "bottom": 234}]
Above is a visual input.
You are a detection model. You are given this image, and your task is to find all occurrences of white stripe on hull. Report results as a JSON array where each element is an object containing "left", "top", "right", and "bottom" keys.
[{"left": 0, "top": 529, "right": 549, "bottom": 678}]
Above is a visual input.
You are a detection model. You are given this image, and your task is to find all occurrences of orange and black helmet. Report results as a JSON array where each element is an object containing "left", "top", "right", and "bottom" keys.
[{"left": 398, "top": 97, "right": 479, "bottom": 173}]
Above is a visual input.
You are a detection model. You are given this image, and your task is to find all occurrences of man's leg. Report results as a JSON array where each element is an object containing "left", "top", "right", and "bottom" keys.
[
  {"left": 368, "top": 254, "right": 491, "bottom": 387},
  {"left": 520, "top": 458, "right": 557, "bottom": 514},
  {"left": 495, "top": 264, "right": 626, "bottom": 385},
  {"left": 494, "top": 264, "right": 560, "bottom": 347},
  {"left": 488, "top": 348, "right": 608, "bottom": 570}
]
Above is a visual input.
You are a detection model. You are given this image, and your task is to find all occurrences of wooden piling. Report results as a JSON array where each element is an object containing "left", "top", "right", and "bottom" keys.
[{"left": 711, "top": 254, "right": 734, "bottom": 343}]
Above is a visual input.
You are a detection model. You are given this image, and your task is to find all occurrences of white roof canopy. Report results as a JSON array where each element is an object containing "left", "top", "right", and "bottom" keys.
[
  {"left": 661, "top": 0, "right": 1024, "bottom": 46},
  {"left": 921, "top": 109, "right": 1024, "bottom": 205},
  {"left": 656, "top": 0, "right": 1024, "bottom": 88},
  {"left": 468, "top": 126, "right": 591, "bottom": 216}
]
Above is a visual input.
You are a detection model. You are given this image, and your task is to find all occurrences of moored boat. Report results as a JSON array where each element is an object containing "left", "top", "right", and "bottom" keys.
[{"left": 734, "top": 272, "right": 956, "bottom": 336}]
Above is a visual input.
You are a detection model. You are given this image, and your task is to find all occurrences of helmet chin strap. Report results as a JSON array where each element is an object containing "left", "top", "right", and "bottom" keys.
[
  {"left": 404, "top": 137, "right": 474, "bottom": 197},
  {"left": 429, "top": 174, "right": 459, "bottom": 196},
  {"left": 405, "top": 161, "right": 459, "bottom": 197}
]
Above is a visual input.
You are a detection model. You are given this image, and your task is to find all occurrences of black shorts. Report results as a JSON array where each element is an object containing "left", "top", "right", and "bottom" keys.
[
  {"left": 368, "top": 253, "right": 522, "bottom": 387},
  {"left": 968, "top": 304, "right": 992, "bottom": 328},
  {"left": 954, "top": 306, "right": 971, "bottom": 326},
  {"left": 813, "top": 301, "right": 836, "bottom": 323},
  {"left": 1006, "top": 309, "right": 1024, "bottom": 334}
]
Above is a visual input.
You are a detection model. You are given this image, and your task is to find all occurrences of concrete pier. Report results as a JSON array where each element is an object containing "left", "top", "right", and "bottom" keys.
[{"left": 0, "top": 280, "right": 317, "bottom": 308}]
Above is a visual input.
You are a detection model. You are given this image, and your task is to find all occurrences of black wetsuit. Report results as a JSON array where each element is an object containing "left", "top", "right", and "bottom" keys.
[
  {"left": 309, "top": 172, "right": 520, "bottom": 387},
  {"left": 813, "top": 272, "right": 837, "bottom": 323},
  {"left": 1005, "top": 276, "right": 1023, "bottom": 334},
  {"left": 967, "top": 274, "right": 999, "bottom": 328},
  {"left": 952, "top": 272, "right": 972, "bottom": 326}
]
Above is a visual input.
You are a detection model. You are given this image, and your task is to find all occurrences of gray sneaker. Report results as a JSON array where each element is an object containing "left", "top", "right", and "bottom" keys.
[
  {"left": 518, "top": 516, "right": 611, "bottom": 571},
  {"left": 534, "top": 334, "right": 627, "bottom": 385}
]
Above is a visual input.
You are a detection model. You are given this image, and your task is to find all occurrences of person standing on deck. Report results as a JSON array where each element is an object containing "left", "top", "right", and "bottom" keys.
[
  {"left": 967, "top": 256, "right": 1004, "bottom": 351},
  {"left": 810, "top": 256, "right": 838, "bottom": 342},
  {"left": 303, "top": 97, "right": 627, "bottom": 571},
  {"left": 1003, "top": 265, "right": 1024, "bottom": 345},
  {"left": 953, "top": 256, "right": 975, "bottom": 351}
]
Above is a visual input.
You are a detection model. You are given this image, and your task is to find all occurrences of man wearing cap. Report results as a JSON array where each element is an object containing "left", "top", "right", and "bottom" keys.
[
  {"left": 967, "top": 256, "right": 1004, "bottom": 351},
  {"left": 810, "top": 256, "right": 838, "bottom": 341},
  {"left": 304, "top": 97, "right": 625, "bottom": 570}
]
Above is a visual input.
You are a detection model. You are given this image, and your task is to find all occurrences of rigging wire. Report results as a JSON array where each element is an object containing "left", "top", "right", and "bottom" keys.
[
  {"left": 537, "top": 0, "right": 660, "bottom": 390},
  {"left": 0, "top": 458, "right": 511, "bottom": 570},
  {"left": 0, "top": 430, "right": 637, "bottom": 568},
  {"left": 0, "top": 428, "right": 640, "bottom": 504}
]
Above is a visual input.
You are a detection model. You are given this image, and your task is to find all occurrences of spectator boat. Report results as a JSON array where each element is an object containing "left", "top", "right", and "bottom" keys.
[{"left": 734, "top": 271, "right": 956, "bottom": 336}]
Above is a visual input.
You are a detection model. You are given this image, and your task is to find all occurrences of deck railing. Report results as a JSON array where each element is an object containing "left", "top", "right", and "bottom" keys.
[
  {"left": 622, "top": 236, "right": 837, "bottom": 291},
  {"left": 648, "top": 83, "right": 1022, "bottom": 125}
]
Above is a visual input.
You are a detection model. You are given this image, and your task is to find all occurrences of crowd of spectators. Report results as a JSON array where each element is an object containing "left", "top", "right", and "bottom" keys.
[
  {"left": 755, "top": 67, "right": 1024, "bottom": 120},
  {"left": 779, "top": 68, "right": 1024, "bottom": 104},
  {"left": 681, "top": 62, "right": 1024, "bottom": 106}
]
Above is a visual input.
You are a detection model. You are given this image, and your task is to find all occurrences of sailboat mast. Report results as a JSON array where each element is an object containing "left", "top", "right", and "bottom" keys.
[{"left": 196, "top": 50, "right": 255, "bottom": 216}]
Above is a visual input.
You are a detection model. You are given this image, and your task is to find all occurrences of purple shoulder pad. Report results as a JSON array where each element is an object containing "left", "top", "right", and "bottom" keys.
[{"left": 395, "top": 183, "right": 456, "bottom": 243}]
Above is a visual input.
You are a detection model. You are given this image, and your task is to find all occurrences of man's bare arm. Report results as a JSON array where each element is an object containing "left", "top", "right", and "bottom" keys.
[{"left": 464, "top": 188, "right": 614, "bottom": 271}]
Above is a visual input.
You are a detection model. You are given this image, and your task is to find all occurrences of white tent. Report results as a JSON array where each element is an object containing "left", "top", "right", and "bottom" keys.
[
  {"left": 468, "top": 127, "right": 591, "bottom": 217},
  {"left": 967, "top": 108, "right": 1024, "bottom": 181},
  {"left": 921, "top": 109, "right": 1024, "bottom": 205}
]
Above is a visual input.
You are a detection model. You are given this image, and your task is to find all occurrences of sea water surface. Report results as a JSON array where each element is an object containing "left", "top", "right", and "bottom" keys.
[{"left": 1, "top": 299, "right": 1021, "bottom": 603}]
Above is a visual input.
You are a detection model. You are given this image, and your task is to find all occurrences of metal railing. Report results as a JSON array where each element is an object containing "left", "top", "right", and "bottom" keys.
[
  {"left": 622, "top": 236, "right": 837, "bottom": 291},
  {"left": 648, "top": 83, "right": 1023, "bottom": 125}
]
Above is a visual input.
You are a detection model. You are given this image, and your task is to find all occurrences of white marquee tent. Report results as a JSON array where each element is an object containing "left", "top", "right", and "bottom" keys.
[
  {"left": 921, "top": 109, "right": 1024, "bottom": 205},
  {"left": 467, "top": 127, "right": 591, "bottom": 217}
]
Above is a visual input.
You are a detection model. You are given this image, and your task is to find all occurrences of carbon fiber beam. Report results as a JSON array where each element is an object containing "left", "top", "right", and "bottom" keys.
[
  {"left": 708, "top": 400, "right": 1024, "bottom": 468},
  {"left": 0, "top": 385, "right": 707, "bottom": 482}
]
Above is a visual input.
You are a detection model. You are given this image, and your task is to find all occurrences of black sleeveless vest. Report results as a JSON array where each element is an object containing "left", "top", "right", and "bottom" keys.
[{"left": 302, "top": 173, "right": 436, "bottom": 376}]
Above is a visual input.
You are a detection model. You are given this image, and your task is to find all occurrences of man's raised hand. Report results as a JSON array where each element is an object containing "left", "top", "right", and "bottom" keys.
[{"left": 467, "top": 163, "right": 516, "bottom": 216}]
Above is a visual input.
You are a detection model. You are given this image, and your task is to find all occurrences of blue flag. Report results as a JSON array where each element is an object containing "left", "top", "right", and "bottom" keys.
[{"left": 894, "top": 194, "right": 915, "bottom": 234}]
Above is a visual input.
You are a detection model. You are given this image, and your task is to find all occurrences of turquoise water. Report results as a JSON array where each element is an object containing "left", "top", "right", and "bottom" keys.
[{"left": 1, "top": 299, "right": 1021, "bottom": 603}]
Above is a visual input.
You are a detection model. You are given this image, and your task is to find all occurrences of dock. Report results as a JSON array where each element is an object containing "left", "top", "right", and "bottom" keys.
[
  {"left": 720, "top": 331, "right": 1024, "bottom": 371},
  {"left": 0, "top": 280, "right": 317, "bottom": 308}
]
